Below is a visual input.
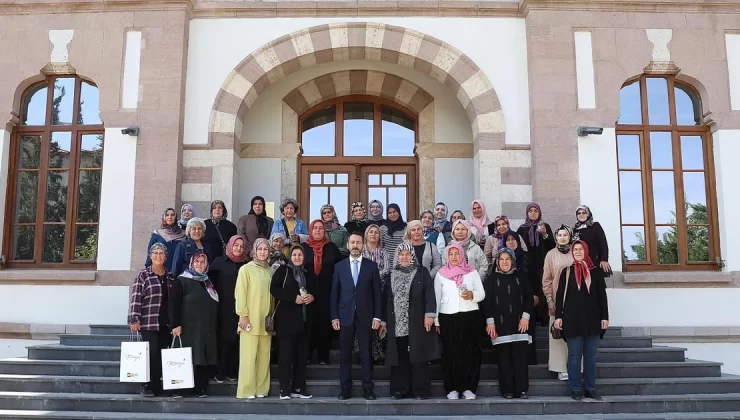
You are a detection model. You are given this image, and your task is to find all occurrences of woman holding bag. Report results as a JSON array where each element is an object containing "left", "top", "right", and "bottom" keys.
[
  {"left": 170, "top": 251, "right": 219, "bottom": 398},
  {"left": 235, "top": 238, "right": 274, "bottom": 399}
]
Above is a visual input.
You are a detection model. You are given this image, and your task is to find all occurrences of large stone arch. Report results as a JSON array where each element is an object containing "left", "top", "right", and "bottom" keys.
[{"left": 209, "top": 22, "right": 505, "bottom": 151}]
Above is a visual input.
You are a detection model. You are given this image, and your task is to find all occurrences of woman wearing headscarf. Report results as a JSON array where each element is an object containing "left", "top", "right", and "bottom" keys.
[
  {"left": 554, "top": 240, "right": 609, "bottom": 401},
  {"left": 368, "top": 200, "right": 385, "bottom": 225},
  {"left": 469, "top": 199, "right": 490, "bottom": 248},
  {"left": 238, "top": 196, "right": 274, "bottom": 258},
  {"left": 170, "top": 251, "right": 219, "bottom": 398},
  {"left": 433, "top": 202, "right": 452, "bottom": 235},
  {"left": 146, "top": 208, "right": 186, "bottom": 273},
  {"left": 419, "top": 210, "right": 446, "bottom": 250},
  {"left": 271, "top": 245, "right": 316, "bottom": 400},
  {"left": 380, "top": 243, "right": 440, "bottom": 400},
  {"left": 268, "top": 233, "right": 289, "bottom": 272},
  {"left": 403, "top": 220, "right": 442, "bottom": 279},
  {"left": 484, "top": 215, "right": 529, "bottom": 263},
  {"left": 129, "top": 243, "right": 174, "bottom": 397},
  {"left": 203, "top": 200, "right": 238, "bottom": 260},
  {"left": 235, "top": 238, "right": 274, "bottom": 399},
  {"left": 303, "top": 219, "right": 343, "bottom": 365},
  {"left": 542, "top": 225, "right": 575, "bottom": 381},
  {"left": 361, "top": 223, "right": 391, "bottom": 363},
  {"left": 271, "top": 198, "right": 309, "bottom": 250},
  {"left": 208, "top": 236, "right": 248, "bottom": 383},
  {"left": 483, "top": 249, "right": 534, "bottom": 399},
  {"left": 434, "top": 243, "right": 485, "bottom": 400},
  {"left": 380, "top": 203, "right": 407, "bottom": 263},
  {"left": 171, "top": 218, "right": 213, "bottom": 278},
  {"left": 178, "top": 203, "right": 196, "bottom": 230},
  {"left": 444, "top": 210, "right": 467, "bottom": 245},
  {"left": 572, "top": 205, "right": 611, "bottom": 276},
  {"left": 320, "top": 204, "right": 349, "bottom": 257},
  {"left": 503, "top": 230, "right": 538, "bottom": 366},
  {"left": 517, "top": 203, "right": 555, "bottom": 328},
  {"left": 443, "top": 220, "right": 488, "bottom": 281},
  {"left": 345, "top": 202, "right": 370, "bottom": 236}
]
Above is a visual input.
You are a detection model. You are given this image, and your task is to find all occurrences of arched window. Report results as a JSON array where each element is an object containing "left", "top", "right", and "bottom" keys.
[
  {"left": 4, "top": 76, "right": 103, "bottom": 268},
  {"left": 616, "top": 75, "right": 719, "bottom": 271},
  {"left": 299, "top": 96, "right": 417, "bottom": 223}
]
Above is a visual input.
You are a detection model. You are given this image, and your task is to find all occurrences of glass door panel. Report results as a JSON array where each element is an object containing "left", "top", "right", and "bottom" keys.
[
  {"left": 301, "top": 165, "right": 353, "bottom": 224},
  {"left": 360, "top": 166, "right": 416, "bottom": 222}
]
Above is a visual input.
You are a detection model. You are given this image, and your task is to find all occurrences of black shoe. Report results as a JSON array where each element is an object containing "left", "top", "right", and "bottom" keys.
[
  {"left": 415, "top": 395, "right": 427, "bottom": 400},
  {"left": 391, "top": 392, "right": 404, "bottom": 400},
  {"left": 363, "top": 390, "right": 376, "bottom": 400},
  {"left": 140, "top": 388, "right": 155, "bottom": 398},
  {"left": 214, "top": 375, "right": 226, "bottom": 384},
  {"left": 171, "top": 392, "right": 183, "bottom": 399},
  {"left": 279, "top": 391, "right": 291, "bottom": 400},
  {"left": 585, "top": 389, "right": 603, "bottom": 401},
  {"left": 290, "top": 389, "right": 313, "bottom": 399},
  {"left": 338, "top": 390, "right": 351, "bottom": 400},
  {"left": 519, "top": 392, "right": 528, "bottom": 400},
  {"left": 503, "top": 393, "right": 514, "bottom": 399},
  {"left": 319, "top": 360, "right": 328, "bottom": 365},
  {"left": 196, "top": 391, "right": 208, "bottom": 398},
  {"left": 571, "top": 391, "right": 584, "bottom": 401}
]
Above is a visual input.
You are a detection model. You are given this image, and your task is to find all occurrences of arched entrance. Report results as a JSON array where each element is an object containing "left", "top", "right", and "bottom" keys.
[{"left": 298, "top": 95, "right": 418, "bottom": 222}]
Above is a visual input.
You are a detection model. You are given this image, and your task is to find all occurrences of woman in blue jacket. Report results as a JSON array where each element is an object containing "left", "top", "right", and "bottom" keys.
[
  {"left": 270, "top": 198, "right": 308, "bottom": 253},
  {"left": 145, "top": 208, "right": 186, "bottom": 273}
]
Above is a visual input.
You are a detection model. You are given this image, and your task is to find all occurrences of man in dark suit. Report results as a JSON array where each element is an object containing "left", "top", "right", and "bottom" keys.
[{"left": 331, "top": 232, "right": 382, "bottom": 400}]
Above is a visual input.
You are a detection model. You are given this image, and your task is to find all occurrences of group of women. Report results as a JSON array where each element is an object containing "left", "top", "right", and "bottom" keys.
[{"left": 128, "top": 197, "right": 609, "bottom": 401}]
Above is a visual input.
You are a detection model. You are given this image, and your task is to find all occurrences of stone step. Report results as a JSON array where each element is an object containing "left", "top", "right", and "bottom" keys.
[
  {"left": 0, "top": 358, "right": 722, "bottom": 379},
  {"left": 57, "top": 334, "right": 651, "bottom": 349},
  {"left": 0, "top": 374, "right": 738, "bottom": 397},
  {"left": 1, "top": 392, "right": 740, "bottom": 416},
  {"left": 90, "top": 325, "right": 624, "bottom": 338},
  {"left": 1, "top": 411, "right": 740, "bottom": 420}
]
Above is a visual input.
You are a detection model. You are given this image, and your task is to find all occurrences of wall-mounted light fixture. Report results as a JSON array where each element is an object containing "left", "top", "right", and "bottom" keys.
[
  {"left": 577, "top": 126, "right": 604, "bottom": 137},
  {"left": 121, "top": 126, "right": 139, "bottom": 136}
]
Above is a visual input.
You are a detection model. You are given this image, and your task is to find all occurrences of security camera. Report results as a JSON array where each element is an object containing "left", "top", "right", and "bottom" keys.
[
  {"left": 577, "top": 126, "right": 603, "bottom": 137},
  {"left": 121, "top": 127, "right": 139, "bottom": 136}
]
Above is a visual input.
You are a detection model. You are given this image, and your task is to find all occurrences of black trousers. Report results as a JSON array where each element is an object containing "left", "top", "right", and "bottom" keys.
[
  {"left": 526, "top": 318, "right": 538, "bottom": 365},
  {"left": 217, "top": 339, "right": 239, "bottom": 379},
  {"left": 310, "top": 305, "right": 333, "bottom": 363},
  {"left": 439, "top": 311, "right": 481, "bottom": 393},
  {"left": 193, "top": 365, "right": 214, "bottom": 394},
  {"left": 139, "top": 329, "right": 170, "bottom": 395},
  {"left": 278, "top": 327, "right": 310, "bottom": 393},
  {"left": 390, "top": 336, "right": 430, "bottom": 397},
  {"left": 496, "top": 341, "right": 529, "bottom": 396},
  {"left": 339, "top": 317, "right": 374, "bottom": 392}
]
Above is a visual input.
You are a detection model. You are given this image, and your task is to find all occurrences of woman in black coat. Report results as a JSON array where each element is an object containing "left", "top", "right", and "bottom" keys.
[
  {"left": 379, "top": 243, "right": 441, "bottom": 400},
  {"left": 503, "top": 230, "right": 539, "bottom": 366},
  {"left": 303, "top": 219, "right": 344, "bottom": 365},
  {"left": 203, "top": 200, "right": 238, "bottom": 260},
  {"left": 554, "top": 240, "right": 609, "bottom": 401},
  {"left": 516, "top": 203, "right": 555, "bottom": 327},
  {"left": 270, "top": 245, "right": 317, "bottom": 399},
  {"left": 572, "top": 205, "right": 611, "bottom": 276},
  {"left": 170, "top": 251, "right": 219, "bottom": 398},
  {"left": 208, "top": 235, "right": 247, "bottom": 382}
]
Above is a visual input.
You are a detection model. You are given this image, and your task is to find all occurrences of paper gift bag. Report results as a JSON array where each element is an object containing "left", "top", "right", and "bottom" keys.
[
  {"left": 119, "top": 333, "right": 150, "bottom": 383},
  {"left": 162, "top": 337, "right": 194, "bottom": 390}
]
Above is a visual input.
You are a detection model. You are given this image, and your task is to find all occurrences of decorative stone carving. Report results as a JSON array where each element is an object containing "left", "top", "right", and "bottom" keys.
[
  {"left": 49, "top": 30, "right": 74, "bottom": 63},
  {"left": 644, "top": 29, "right": 679, "bottom": 75}
]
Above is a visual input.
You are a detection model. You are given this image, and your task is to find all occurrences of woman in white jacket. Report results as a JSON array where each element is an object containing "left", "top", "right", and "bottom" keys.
[
  {"left": 442, "top": 219, "right": 488, "bottom": 281},
  {"left": 434, "top": 243, "right": 485, "bottom": 400}
]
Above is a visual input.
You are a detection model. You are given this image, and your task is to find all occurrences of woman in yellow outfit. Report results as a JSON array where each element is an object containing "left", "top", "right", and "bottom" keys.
[{"left": 236, "top": 237, "right": 274, "bottom": 399}]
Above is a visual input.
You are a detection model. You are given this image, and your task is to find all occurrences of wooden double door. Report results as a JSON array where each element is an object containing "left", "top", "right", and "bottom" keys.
[{"left": 299, "top": 164, "right": 417, "bottom": 225}]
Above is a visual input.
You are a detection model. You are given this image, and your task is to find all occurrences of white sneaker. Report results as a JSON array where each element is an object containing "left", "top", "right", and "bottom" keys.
[
  {"left": 246, "top": 395, "right": 256, "bottom": 400},
  {"left": 447, "top": 391, "right": 459, "bottom": 400},
  {"left": 462, "top": 390, "right": 476, "bottom": 400},
  {"left": 256, "top": 394, "right": 266, "bottom": 398},
  {"left": 558, "top": 372, "right": 569, "bottom": 381}
]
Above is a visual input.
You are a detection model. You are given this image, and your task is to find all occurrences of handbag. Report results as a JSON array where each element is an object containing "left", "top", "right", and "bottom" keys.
[
  {"left": 550, "top": 266, "right": 570, "bottom": 340},
  {"left": 265, "top": 269, "right": 289, "bottom": 333}
]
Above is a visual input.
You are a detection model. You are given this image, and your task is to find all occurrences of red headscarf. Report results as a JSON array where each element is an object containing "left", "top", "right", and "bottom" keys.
[
  {"left": 572, "top": 240, "right": 595, "bottom": 292},
  {"left": 225, "top": 235, "right": 246, "bottom": 263},
  {"left": 307, "top": 219, "right": 329, "bottom": 275}
]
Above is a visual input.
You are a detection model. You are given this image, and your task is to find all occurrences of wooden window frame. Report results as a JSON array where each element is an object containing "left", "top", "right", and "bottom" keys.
[
  {"left": 3, "top": 75, "right": 104, "bottom": 269},
  {"left": 616, "top": 75, "right": 721, "bottom": 272},
  {"left": 298, "top": 95, "right": 419, "bottom": 219}
]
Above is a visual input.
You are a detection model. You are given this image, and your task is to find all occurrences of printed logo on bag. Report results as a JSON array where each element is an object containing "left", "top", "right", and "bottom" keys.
[
  {"left": 123, "top": 352, "right": 142, "bottom": 361},
  {"left": 126, "top": 373, "right": 138, "bottom": 377},
  {"left": 167, "top": 360, "right": 185, "bottom": 368},
  {"left": 171, "top": 379, "right": 183, "bottom": 384}
]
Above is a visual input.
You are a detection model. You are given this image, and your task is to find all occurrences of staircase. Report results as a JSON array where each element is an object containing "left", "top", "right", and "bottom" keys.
[{"left": 0, "top": 325, "right": 739, "bottom": 419}]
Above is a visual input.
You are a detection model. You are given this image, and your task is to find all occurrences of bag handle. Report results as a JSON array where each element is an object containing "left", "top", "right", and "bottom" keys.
[
  {"left": 214, "top": 222, "right": 227, "bottom": 253},
  {"left": 562, "top": 266, "right": 571, "bottom": 312},
  {"left": 268, "top": 269, "right": 290, "bottom": 322},
  {"left": 170, "top": 335, "right": 183, "bottom": 348},
  {"left": 129, "top": 330, "right": 142, "bottom": 342}
]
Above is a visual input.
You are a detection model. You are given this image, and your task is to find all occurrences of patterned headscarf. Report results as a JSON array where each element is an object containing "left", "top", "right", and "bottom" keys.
[
  {"left": 250, "top": 238, "right": 271, "bottom": 268},
  {"left": 434, "top": 202, "right": 449, "bottom": 229},
  {"left": 307, "top": 219, "right": 329, "bottom": 275},
  {"left": 210, "top": 200, "right": 228, "bottom": 223},
  {"left": 393, "top": 243, "right": 418, "bottom": 273},
  {"left": 368, "top": 200, "right": 385, "bottom": 222},
  {"left": 572, "top": 240, "right": 595, "bottom": 292},
  {"left": 225, "top": 235, "right": 246, "bottom": 263},
  {"left": 555, "top": 224, "right": 573, "bottom": 254},
  {"left": 494, "top": 248, "right": 517, "bottom": 275},
  {"left": 320, "top": 204, "right": 341, "bottom": 231},
  {"left": 185, "top": 217, "right": 207, "bottom": 238},
  {"left": 574, "top": 205, "right": 594, "bottom": 230},
  {"left": 492, "top": 215, "right": 510, "bottom": 250},
  {"left": 182, "top": 251, "right": 218, "bottom": 302},
  {"left": 469, "top": 199, "right": 490, "bottom": 237},
  {"left": 155, "top": 208, "right": 185, "bottom": 242},
  {"left": 351, "top": 201, "right": 368, "bottom": 222},
  {"left": 179, "top": 203, "right": 196, "bottom": 228},
  {"left": 520, "top": 202, "right": 543, "bottom": 247},
  {"left": 439, "top": 242, "right": 475, "bottom": 288}
]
